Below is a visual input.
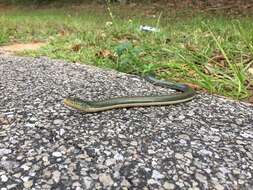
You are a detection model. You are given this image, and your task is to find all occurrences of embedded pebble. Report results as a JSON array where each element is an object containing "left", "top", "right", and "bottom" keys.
[
  {"left": 72, "top": 181, "right": 81, "bottom": 187},
  {"left": 99, "top": 173, "right": 114, "bottom": 187},
  {"left": 21, "top": 163, "right": 31, "bottom": 171},
  {"left": 121, "top": 179, "right": 131, "bottom": 187},
  {"left": 21, "top": 176, "right": 30, "bottom": 182},
  {"left": 178, "top": 134, "right": 190, "bottom": 141},
  {"left": 199, "top": 149, "right": 213, "bottom": 156},
  {"left": 83, "top": 176, "right": 93, "bottom": 189},
  {"left": 24, "top": 123, "right": 35, "bottom": 128},
  {"left": 7, "top": 184, "right": 17, "bottom": 189},
  {"left": 148, "top": 149, "right": 156, "bottom": 154},
  {"left": 212, "top": 136, "right": 221, "bottom": 142},
  {"left": 29, "top": 117, "right": 37, "bottom": 123},
  {"left": 163, "top": 182, "right": 175, "bottom": 189},
  {"left": 147, "top": 179, "right": 159, "bottom": 185},
  {"left": 185, "top": 152, "right": 193, "bottom": 159},
  {"left": 52, "top": 171, "right": 61, "bottom": 183},
  {"left": 175, "top": 153, "right": 184, "bottom": 159},
  {"left": 52, "top": 152, "right": 62, "bottom": 157},
  {"left": 113, "top": 153, "right": 124, "bottom": 161},
  {"left": 152, "top": 170, "right": 165, "bottom": 179},
  {"left": 1, "top": 175, "right": 8, "bottom": 182},
  {"left": 105, "top": 158, "right": 116, "bottom": 166},
  {"left": 195, "top": 173, "right": 207, "bottom": 184},
  {"left": 23, "top": 180, "right": 33, "bottom": 188},
  {"left": 214, "top": 183, "right": 224, "bottom": 190},
  {"left": 0, "top": 149, "right": 11, "bottom": 156},
  {"left": 53, "top": 119, "right": 63, "bottom": 125},
  {"left": 59, "top": 128, "right": 65, "bottom": 136},
  {"left": 130, "top": 141, "right": 138, "bottom": 146}
]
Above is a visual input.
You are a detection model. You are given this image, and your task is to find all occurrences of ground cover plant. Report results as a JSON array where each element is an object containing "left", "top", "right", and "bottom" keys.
[{"left": 0, "top": 3, "right": 253, "bottom": 101}]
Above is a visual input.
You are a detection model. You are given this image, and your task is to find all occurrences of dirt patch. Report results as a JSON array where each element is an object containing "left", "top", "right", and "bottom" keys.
[
  {"left": 0, "top": 42, "right": 47, "bottom": 55},
  {"left": 0, "top": 3, "right": 15, "bottom": 11}
]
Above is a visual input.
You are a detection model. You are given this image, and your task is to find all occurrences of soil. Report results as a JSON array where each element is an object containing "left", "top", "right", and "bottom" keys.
[{"left": 0, "top": 42, "right": 47, "bottom": 55}]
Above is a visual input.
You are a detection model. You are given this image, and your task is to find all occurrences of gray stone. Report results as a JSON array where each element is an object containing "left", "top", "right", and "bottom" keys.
[
  {"left": 147, "top": 179, "right": 159, "bottom": 185},
  {"left": 121, "top": 179, "right": 131, "bottom": 187},
  {"left": 113, "top": 171, "right": 120, "bottom": 179},
  {"left": 29, "top": 117, "right": 37, "bottom": 122},
  {"left": 152, "top": 170, "right": 165, "bottom": 179},
  {"left": 212, "top": 136, "right": 221, "bottom": 142},
  {"left": 185, "top": 152, "right": 193, "bottom": 159},
  {"left": 178, "top": 134, "right": 190, "bottom": 141},
  {"left": 148, "top": 149, "right": 156, "bottom": 154},
  {"left": 99, "top": 173, "right": 114, "bottom": 187},
  {"left": 23, "top": 180, "right": 33, "bottom": 188},
  {"left": 178, "top": 115, "right": 185, "bottom": 120},
  {"left": 59, "top": 128, "right": 65, "bottom": 136},
  {"left": 24, "top": 123, "right": 35, "bottom": 128},
  {"left": 52, "top": 152, "right": 62, "bottom": 157},
  {"left": 53, "top": 119, "right": 63, "bottom": 125},
  {"left": 83, "top": 176, "right": 93, "bottom": 189},
  {"left": 7, "top": 184, "right": 18, "bottom": 189},
  {"left": 72, "top": 181, "right": 81, "bottom": 187},
  {"left": 240, "top": 131, "right": 253, "bottom": 138},
  {"left": 163, "top": 182, "right": 175, "bottom": 189},
  {"left": 195, "top": 173, "right": 207, "bottom": 184},
  {"left": 21, "top": 163, "right": 31, "bottom": 171},
  {"left": 130, "top": 141, "right": 138, "bottom": 146},
  {"left": 199, "top": 149, "right": 213, "bottom": 156},
  {"left": 21, "top": 176, "right": 30, "bottom": 182},
  {"left": 214, "top": 182, "right": 224, "bottom": 190},
  {"left": 1, "top": 175, "right": 8, "bottom": 182},
  {"left": 13, "top": 173, "right": 21, "bottom": 178},
  {"left": 52, "top": 170, "right": 61, "bottom": 183},
  {"left": 113, "top": 153, "right": 124, "bottom": 161},
  {"left": 105, "top": 158, "right": 116, "bottom": 166},
  {"left": 43, "top": 170, "right": 52, "bottom": 178},
  {"left": 90, "top": 174, "right": 98, "bottom": 180},
  {"left": 0, "top": 149, "right": 11, "bottom": 156},
  {"left": 175, "top": 153, "right": 184, "bottom": 159},
  {"left": 118, "top": 134, "right": 126, "bottom": 139},
  {"left": 0, "top": 160, "right": 19, "bottom": 171}
]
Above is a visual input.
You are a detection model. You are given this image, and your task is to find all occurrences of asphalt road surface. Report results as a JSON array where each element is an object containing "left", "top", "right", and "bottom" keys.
[{"left": 0, "top": 56, "right": 253, "bottom": 189}]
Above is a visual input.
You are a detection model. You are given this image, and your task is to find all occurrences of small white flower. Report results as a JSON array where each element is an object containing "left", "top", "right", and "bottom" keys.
[{"left": 105, "top": 21, "right": 113, "bottom": 27}]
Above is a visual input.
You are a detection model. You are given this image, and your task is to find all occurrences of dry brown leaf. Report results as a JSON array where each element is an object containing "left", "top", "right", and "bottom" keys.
[
  {"left": 242, "top": 94, "right": 253, "bottom": 104},
  {"left": 71, "top": 44, "right": 82, "bottom": 52},
  {"left": 114, "top": 33, "right": 139, "bottom": 43},
  {"left": 95, "top": 49, "right": 115, "bottom": 59},
  {"left": 185, "top": 43, "right": 198, "bottom": 52},
  {"left": 188, "top": 70, "right": 196, "bottom": 77},
  {"left": 58, "top": 30, "right": 67, "bottom": 37},
  {"left": 210, "top": 54, "right": 226, "bottom": 62},
  {"left": 208, "top": 52, "right": 227, "bottom": 67},
  {"left": 184, "top": 82, "right": 202, "bottom": 90}
]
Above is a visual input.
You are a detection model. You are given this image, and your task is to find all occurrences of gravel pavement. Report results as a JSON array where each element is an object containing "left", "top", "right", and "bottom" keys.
[{"left": 0, "top": 56, "right": 253, "bottom": 190}]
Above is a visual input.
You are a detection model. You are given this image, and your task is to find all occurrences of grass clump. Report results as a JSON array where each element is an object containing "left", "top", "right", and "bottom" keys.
[{"left": 0, "top": 5, "right": 252, "bottom": 100}]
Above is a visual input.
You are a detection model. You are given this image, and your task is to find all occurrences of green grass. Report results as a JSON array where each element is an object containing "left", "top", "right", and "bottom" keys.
[{"left": 0, "top": 5, "right": 253, "bottom": 100}]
